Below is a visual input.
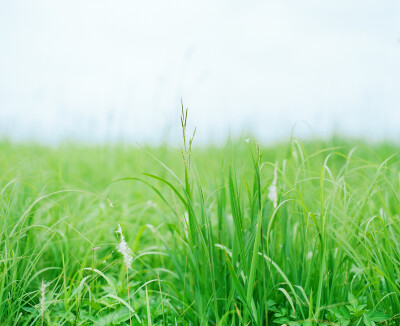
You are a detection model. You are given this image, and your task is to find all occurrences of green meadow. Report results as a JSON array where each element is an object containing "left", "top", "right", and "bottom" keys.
[{"left": 1, "top": 120, "right": 400, "bottom": 324}]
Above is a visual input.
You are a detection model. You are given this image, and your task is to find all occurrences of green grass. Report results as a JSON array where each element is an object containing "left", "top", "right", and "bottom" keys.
[{"left": 1, "top": 130, "right": 400, "bottom": 325}]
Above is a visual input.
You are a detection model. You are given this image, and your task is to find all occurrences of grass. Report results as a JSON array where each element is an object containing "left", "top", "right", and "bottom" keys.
[{"left": 1, "top": 122, "right": 400, "bottom": 324}]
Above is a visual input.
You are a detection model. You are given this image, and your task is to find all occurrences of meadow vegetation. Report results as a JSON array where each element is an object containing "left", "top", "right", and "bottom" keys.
[{"left": 1, "top": 118, "right": 400, "bottom": 324}]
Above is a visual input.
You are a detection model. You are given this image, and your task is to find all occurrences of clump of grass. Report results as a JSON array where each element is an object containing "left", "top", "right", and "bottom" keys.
[{"left": 0, "top": 114, "right": 400, "bottom": 324}]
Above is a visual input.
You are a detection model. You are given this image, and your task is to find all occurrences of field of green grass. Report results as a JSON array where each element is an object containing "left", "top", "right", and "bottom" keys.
[{"left": 1, "top": 125, "right": 400, "bottom": 324}]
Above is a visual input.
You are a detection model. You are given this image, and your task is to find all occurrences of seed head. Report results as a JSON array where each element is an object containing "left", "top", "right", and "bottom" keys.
[
  {"left": 39, "top": 280, "right": 49, "bottom": 316},
  {"left": 116, "top": 224, "right": 133, "bottom": 270},
  {"left": 268, "top": 162, "right": 278, "bottom": 209}
]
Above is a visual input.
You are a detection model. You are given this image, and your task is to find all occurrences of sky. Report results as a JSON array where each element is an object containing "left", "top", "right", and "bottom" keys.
[{"left": 0, "top": 0, "right": 399, "bottom": 144}]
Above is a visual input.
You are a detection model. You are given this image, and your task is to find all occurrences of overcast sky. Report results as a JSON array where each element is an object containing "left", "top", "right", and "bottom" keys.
[{"left": 0, "top": 0, "right": 399, "bottom": 144}]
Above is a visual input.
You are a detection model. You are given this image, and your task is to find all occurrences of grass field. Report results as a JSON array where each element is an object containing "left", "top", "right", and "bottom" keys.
[{"left": 1, "top": 123, "right": 400, "bottom": 324}]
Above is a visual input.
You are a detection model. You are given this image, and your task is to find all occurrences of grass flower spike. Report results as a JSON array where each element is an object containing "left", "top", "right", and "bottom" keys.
[
  {"left": 268, "top": 162, "right": 278, "bottom": 209},
  {"left": 116, "top": 224, "right": 133, "bottom": 270},
  {"left": 39, "top": 280, "right": 49, "bottom": 317}
]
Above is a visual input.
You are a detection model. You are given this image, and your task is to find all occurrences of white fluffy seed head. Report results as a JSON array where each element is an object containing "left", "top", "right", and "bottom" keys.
[
  {"left": 39, "top": 280, "right": 49, "bottom": 316},
  {"left": 268, "top": 162, "right": 278, "bottom": 209},
  {"left": 268, "top": 185, "right": 278, "bottom": 209},
  {"left": 116, "top": 224, "right": 133, "bottom": 270}
]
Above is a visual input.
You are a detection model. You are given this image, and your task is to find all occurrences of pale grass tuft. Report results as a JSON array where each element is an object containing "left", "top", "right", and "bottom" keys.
[
  {"left": 268, "top": 162, "right": 278, "bottom": 209},
  {"left": 39, "top": 280, "right": 49, "bottom": 316},
  {"left": 116, "top": 224, "right": 133, "bottom": 270}
]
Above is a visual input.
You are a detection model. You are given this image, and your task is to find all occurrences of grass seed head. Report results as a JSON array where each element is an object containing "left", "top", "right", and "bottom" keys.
[
  {"left": 39, "top": 280, "right": 49, "bottom": 316},
  {"left": 268, "top": 162, "right": 279, "bottom": 208},
  {"left": 116, "top": 224, "right": 133, "bottom": 270}
]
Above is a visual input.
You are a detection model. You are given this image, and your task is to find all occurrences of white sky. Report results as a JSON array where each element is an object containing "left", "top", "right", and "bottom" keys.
[{"left": 0, "top": 0, "right": 400, "bottom": 144}]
